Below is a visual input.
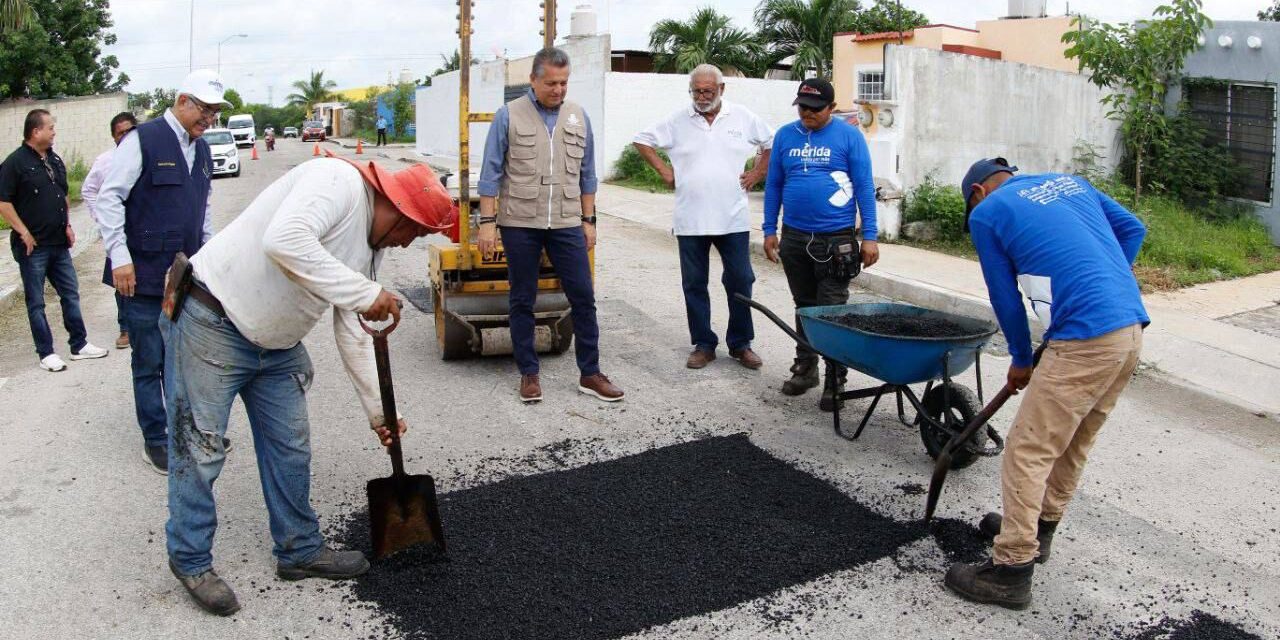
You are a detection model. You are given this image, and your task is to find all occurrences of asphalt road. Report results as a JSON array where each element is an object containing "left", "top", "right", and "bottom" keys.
[{"left": 0, "top": 139, "right": 1276, "bottom": 639}]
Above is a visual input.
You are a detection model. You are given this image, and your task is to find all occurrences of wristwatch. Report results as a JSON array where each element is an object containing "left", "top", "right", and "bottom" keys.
[
  {"left": 581, "top": 215, "right": 597, "bottom": 225},
  {"left": 478, "top": 216, "right": 497, "bottom": 225}
]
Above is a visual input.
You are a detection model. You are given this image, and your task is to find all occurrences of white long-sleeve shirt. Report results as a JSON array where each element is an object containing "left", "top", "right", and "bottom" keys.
[
  {"left": 191, "top": 158, "right": 386, "bottom": 422},
  {"left": 95, "top": 109, "right": 215, "bottom": 268},
  {"left": 81, "top": 149, "right": 113, "bottom": 224}
]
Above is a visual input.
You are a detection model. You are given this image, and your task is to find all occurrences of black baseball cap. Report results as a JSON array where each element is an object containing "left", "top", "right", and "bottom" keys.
[
  {"left": 793, "top": 78, "right": 835, "bottom": 109},
  {"left": 960, "top": 157, "right": 1018, "bottom": 232}
]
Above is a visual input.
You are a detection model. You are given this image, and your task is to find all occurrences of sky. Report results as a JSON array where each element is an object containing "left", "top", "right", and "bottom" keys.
[{"left": 103, "top": 0, "right": 1273, "bottom": 105}]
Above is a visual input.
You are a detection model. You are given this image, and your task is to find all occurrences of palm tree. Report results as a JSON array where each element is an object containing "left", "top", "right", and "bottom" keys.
[
  {"left": 286, "top": 70, "right": 338, "bottom": 113},
  {"left": 648, "top": 7, "right": 763, "bottom": 75},
  {"left": 1, "top": 0, "right": 36, "bottom": 32},
  {"left": 754, "top": 0, "right": 862, "bottom": 80}
]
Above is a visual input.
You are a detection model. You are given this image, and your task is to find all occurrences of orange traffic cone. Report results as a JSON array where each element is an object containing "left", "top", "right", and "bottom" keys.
[
  {"left": 355, "top": 139, "right": 364, "bottom": 154},
  {"left": 251, "top": 144, "right": 259, "bottom": 161},
  {"left": 313, "top": 142, "right": 321, "bottom": 157}
]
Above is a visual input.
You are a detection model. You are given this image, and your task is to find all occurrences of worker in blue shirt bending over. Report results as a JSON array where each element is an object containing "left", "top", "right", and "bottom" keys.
[
  {"left": 763, "top": 78, "right": 879, "bottom": 411},
  {"left": 944, "top": 158, "right": 1149, "bottom": 610}
]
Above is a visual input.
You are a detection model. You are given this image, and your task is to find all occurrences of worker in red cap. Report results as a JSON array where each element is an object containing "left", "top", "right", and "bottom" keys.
[{"left": 159, "top": 155, "right": 455, "bottom": 616}]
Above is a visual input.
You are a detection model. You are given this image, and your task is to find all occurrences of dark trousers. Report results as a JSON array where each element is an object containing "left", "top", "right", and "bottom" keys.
[
  {"left": 13, "top": 244, "right": 87, "bottom": 359},
  {"left": 127, "top": 294, "right": 167, "bottom": 447},
  {"left": 376, "top": 129, "right": 387, "bottom": 146},
  {"left": 677, "top": 232, "right": 755, "bottom": 353},
  {"left": 779, "top": 226, "right": 856, "bottom": 376},
  {"left": 500, "top": 225, "right": 599, "bottom": 376},
  {"left": 115, "top": 292, "right": 128, "bottom": 334}
]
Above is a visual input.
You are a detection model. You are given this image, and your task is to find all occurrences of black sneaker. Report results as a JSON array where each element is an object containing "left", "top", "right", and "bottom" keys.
[
  {"left": 944, "top": 558, "right": 1035, "bottom": 610},
  {"left": 223, "top": 437, "right": 233, "bottom": 454},
  {"left": 277, "top": 546, "right": 370, "bottom": 581},
  {"left": 143, "top": 444, "right": 168, "bottom": 475},
  {"left": 170, "top": 560, "right": 241, "bottom": 616}
]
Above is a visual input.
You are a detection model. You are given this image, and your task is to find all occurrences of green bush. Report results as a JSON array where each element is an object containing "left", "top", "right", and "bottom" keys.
[
  {"left": 1122, "top": 108, "right": 1246, "bottom": 205},
  {"left": 611, "top": 145, "right": 765, "bottom": 193},
  {"left": 902, "top": 176, "right": 967, "bottom": 239},
  {"left": 66, "top": 154, "right": 88, "bottom": 204}
]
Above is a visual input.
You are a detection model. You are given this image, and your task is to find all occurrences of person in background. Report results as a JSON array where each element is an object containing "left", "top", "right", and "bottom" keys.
[
  {"left": 81, "top": 111, "right": 139, "bottom": 350},
  {"left": 376, "top": 114, "right": 388, "bottom": 147},
  {"left": 762, "top": 78, "right": 879, "bottom": 411},
  {"left": 943, "top": 158, "right": 1148, "bottom": 610},
  {"left": 633, "top": 63, "right": 773, "bottom": 371},
  {"left": 0, "top": 109, "right": 110, "bottom": 372}
]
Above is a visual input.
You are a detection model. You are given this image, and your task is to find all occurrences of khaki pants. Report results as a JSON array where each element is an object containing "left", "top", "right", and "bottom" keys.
[{"left": 993, "top": 324, "right": 1143, "bottom": 565}]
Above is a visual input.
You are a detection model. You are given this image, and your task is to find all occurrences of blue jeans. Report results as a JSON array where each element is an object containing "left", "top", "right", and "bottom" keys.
[
  {"left": 162, "top": 296, "right": 323, "bottom": 576},
  {"left": 115, "top": 292, "right": 128, "bottom": 333},
  {"left": 126, "top": 294, "right": 167, "bottom": 447},
  {"left": 499, "top": 225, "right": 599, "bottom": 376},
  {"left": 12, "top": 244, "right": 87, "bottom": 359},
  {"left": 677, "top": 232, "right": 755, "bottom": 353}
]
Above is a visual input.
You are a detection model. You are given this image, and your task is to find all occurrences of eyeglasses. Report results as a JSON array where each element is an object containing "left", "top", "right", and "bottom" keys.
[
  {"left": 188, "top": 96, "right": 221, "bottom": 122},
  {"left": 689, "top": 88, "right": 719, "bottom": 98}
]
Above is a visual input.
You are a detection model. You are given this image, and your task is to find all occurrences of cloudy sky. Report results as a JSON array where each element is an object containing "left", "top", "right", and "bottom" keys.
[{"left": 104, "top": 0, "right": 1272, "bottom": 105}]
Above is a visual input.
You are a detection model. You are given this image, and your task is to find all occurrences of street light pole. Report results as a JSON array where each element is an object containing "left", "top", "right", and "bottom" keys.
[
  {"left": 188, "top": 0, "right": 194, "bottom": 72},
  {"left": 217, "top": 34, "right": 248, "bottom": 76}
]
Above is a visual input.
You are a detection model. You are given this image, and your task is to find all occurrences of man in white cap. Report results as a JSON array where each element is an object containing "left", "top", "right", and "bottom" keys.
[
  {"left": 161, "top": 154, "right": 455, "bottom": 616},
  {"left": 95, "top": 69, "right": 227, "bottom": 474}
]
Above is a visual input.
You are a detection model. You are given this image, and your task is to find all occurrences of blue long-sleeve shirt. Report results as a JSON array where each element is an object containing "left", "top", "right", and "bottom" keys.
[
  {"left": 478, "top": 88, "right": 598, "bottom": 198},
  {"left": 969, "top": 173, "right": 1149, "bottom": 367},
  {"left": 763, "top": 117, "right": 877, "bottom": 240}
]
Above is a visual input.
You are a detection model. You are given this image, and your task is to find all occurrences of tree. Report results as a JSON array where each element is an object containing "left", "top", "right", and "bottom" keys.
[
  {"left": 754, "top": 0, "right": 863, "bottom": 80},
  {"left": 648, "top": 7, "right": 763, "bottom": 75},
  {"left": 144, "top": 88, "right": 176, "bottom": 120},
  {"left": 854, "top": 0, "right": 929, "bottom": 35},
  {"left": 1, "top": 0, "right": 35, "bottom": 32},
  {"left": 223, "top": 88, "right": 244, "bottom": 112},
  {"left": 1063, "top": 0, "right": 1211, "bottom": 202},
  {"left": 286, "top": 70, "right": 337, "bottom": 113},
  {"left": 388, "top": 82, "right": 415, "bottom": 137},
  {"left": 0, "top": 0, "right": 127, "bottom": 99},
  {"left": 1260, "top": 2, "right": 1280, "bottom": 20}
]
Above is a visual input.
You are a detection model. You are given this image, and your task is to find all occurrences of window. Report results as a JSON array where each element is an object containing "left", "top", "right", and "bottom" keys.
[
  {"left": 857, "top": 69, "right": 885, "bottom": 101},
  {"left": 1186, "top": 80, "right": 1277, "bottom": 203}
]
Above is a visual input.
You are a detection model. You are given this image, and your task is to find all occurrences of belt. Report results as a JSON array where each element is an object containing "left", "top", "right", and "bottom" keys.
[
  {"left": 781, "top": 225, "right": 855, "bottom": 237},
  {"left": 188, "top": 281, "right": 227, "bottom": 318}
]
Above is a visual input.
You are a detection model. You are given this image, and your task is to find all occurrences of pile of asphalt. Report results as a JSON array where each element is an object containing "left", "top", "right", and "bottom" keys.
[
  {"left": 333, "top": 434, "right": 927, "bottom": 640},
  {"left": 1123, "top": 610, "right": 1265, "bottom": 639},
  {"left": 823, "top": 312, "right": 974, "bottom": 338}
]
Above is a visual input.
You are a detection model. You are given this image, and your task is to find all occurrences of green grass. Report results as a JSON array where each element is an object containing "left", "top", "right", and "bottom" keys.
[
  {"left": 66, "top": 154, "right": 88, "bottom": 204},
  {"left": 353, "top": 127, "right": 415, "bottom": 144},
  {"left": 895, "top": 177, "right": 1280, "bottom": 291}
]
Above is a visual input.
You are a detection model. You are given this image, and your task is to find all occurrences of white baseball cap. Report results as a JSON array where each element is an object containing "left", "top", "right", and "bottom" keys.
[{"left": 179, "top": 69, "right": 231, "bottom": 106}]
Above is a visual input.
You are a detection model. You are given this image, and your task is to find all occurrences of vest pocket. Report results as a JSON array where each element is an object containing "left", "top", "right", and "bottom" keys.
[
  {"left": 151, "top": 169, "right": 185, "bottom": 186},
  {"left": 128, "top": 229, "right": 186, "bottom": 252},
  {"left": 505, "top": 183, "right": 541, "bottom": 218}
]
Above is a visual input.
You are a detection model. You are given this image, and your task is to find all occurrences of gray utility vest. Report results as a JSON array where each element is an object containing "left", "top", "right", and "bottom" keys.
[{"left": 497, "top": 95, "right": 587, "bottom": 229}]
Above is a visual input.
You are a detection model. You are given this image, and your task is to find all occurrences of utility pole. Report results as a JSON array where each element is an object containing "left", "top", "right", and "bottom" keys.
[
  {"left": 188, "top": 0, "right": 194, "bottom": 72},
  {"left": 267, "top": 85, "right": 274, "bottom": 106}
]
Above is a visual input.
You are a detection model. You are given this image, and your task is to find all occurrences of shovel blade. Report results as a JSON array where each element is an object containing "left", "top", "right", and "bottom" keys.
[
  {"left": 924, "top": 451, "right": 952, "bottom": 522},
  {"left": 366, "top": 473, "right": 446, "bottom": 560}
]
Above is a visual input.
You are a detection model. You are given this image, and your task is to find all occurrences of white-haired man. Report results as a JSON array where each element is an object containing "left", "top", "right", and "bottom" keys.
[{"left": 633, "top": 64, "right": 773, "bottom": 371}]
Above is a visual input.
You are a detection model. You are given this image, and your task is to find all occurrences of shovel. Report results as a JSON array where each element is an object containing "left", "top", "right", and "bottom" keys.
[
  {"left": 361, "top": 313, "right": 447, "bottom": 559},
  {"left": 925, "top": 342, "right": 1047, "bottom": 522}
]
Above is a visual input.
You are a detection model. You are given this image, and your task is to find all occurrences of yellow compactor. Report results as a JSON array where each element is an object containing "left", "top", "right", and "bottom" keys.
[{"left": 427, "top": 0, "right": 587, "bottom": 359}]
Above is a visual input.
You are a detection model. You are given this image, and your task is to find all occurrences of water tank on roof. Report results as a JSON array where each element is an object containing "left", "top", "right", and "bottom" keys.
[
  {"left": 1007, "top": 0, "right": 1047, "bottom": 18},
  {"left": 398, "top": 68, "right": 413, "bottom": 84},
  {"left": 569, "top": 4, "right": 596, "bottom": 39}
]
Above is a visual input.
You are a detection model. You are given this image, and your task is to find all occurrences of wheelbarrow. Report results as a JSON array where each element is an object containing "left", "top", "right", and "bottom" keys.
[{"left": 737, "top": 295, "right": 1001, "bottom": 469}]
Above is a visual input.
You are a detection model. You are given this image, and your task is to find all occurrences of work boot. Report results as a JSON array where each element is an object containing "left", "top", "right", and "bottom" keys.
[
  {"left": 277, "top": 546, "right": 370, "bottom": 581},
  {"left": 170, "top": 560, "right": 241, "bottom": 616},
  {"left": 729, "top": 348, "right": 763, "bottom": 370},
  {"left": 686, "top": 349, "right": 716, "bottom": 369},
  {"left": 819, "top": 368, "right": 848, "bottom": 412},
  {"left": 579, "top": 373, "right": 624, "bottom": 402},
  {"left": 944, "top": 558, "right": 1035, "bottom": 610},
  {"left": 978, "top": 512, "right": 1059, "bottom": 564},
  {"left": 780, "top": 359, "right": 819, "bottom": 396},
  {"left": 115, "top": 331, "right": 130, "bottom": 349},
  {"left": 520, "top": 374, "right": 543, "bottom": 403}
]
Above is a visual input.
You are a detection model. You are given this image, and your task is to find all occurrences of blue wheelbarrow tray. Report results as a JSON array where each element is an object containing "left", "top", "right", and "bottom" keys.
[{"left": 797, "top": 303, "right": 997, "bottom": 385}]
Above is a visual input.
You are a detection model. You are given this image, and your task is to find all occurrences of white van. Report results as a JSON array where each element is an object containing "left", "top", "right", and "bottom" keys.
[{"left": 226, "top": 114, "right": 256, "bottom": 147}]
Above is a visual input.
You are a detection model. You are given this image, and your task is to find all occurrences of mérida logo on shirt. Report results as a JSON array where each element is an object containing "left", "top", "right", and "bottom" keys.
[{"left": 788, "top": 143, "right": 831, "bottom": 159}]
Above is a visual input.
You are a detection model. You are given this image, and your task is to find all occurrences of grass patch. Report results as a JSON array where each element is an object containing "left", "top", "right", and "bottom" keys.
[
  {"left": 66, "top": 154, "right": 88, "bottom": 204},
  {"left": 895, "top": 176, "right": 1280, "bottom": 291},
  {"left": 352, "top": 127, "right": 415, "bottom": 144}
]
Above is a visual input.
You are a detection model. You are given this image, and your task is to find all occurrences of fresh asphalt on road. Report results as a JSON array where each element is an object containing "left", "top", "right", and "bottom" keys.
[{"left": 0, "top": 140, "right": 1276, "bottom": 639}]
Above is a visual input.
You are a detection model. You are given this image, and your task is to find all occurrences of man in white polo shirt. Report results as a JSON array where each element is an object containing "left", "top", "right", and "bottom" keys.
[{"left": 633, "top": 64, "right": 773, "bottom": 370}]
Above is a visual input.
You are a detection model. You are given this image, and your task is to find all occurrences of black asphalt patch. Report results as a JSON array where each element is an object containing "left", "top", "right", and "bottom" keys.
[
  {"left": 1124, "top": 610, "right": 1265, "bottom": 639},
  {"left": 333, "top": 434, "right": 927, "bottom": 640}
]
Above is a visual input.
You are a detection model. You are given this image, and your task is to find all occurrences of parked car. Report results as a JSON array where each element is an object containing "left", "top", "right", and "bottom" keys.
[
  {"left": 283, "top": 126, "right": 299, "bottom": 138},
  {"left": 203, "top": 128, "right": 241, "bottom": 178},
  {"left": 301, "top": 121, "right": 326, "bottom": 142},
  {"left": 226, "top": 114, "right": 256, "bottom": 147}
]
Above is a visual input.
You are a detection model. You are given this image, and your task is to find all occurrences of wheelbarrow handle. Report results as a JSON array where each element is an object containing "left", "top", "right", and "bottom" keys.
[{"left": 733, "top": 293, "right": 816, "bottom": 353}]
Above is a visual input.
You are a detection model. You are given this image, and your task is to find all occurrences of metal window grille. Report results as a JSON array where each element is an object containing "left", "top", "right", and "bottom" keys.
[
  {"left": 857, "top": 70, "right": 885, "bottom": 101},
  {"left": 1187, "top": 81, "right": 1277, "bottom": 204}
]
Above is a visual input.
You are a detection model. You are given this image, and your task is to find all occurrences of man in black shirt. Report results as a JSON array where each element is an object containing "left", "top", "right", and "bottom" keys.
[{"left": 0, "top": 109, "right": 108, "bottom": 371}]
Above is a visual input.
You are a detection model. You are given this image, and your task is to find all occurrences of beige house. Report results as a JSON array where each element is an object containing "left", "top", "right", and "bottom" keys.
[{"left": 831, "top": 15, "right": 1079, "bottom": 108}]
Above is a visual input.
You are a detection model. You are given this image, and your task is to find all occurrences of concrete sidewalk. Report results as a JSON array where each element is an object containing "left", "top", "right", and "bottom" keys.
[
  {"left": 0, "top": 199, "right": 103, "bottom": 315},
  {"left": 326, "top": 140, "right": 1280, "bottom": 417}
]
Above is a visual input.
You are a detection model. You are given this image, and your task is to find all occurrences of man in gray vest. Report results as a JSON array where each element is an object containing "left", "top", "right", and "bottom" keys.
[
  {"left": 96, "top": 69, "right": 227, "bottom": 474},
  {"left": 477, "top": 47, "right": 624, "bottom": 404}
]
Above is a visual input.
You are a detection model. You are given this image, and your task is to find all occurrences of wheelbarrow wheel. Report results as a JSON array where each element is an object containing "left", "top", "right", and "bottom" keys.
[{"left": 918, "top": 382, "right": 983, "bottom": 470}]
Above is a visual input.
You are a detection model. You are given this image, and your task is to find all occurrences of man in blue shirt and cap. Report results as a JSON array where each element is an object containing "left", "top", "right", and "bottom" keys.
[{"left": 944, "top": 158, "right": 1148, "bottom": 610}]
